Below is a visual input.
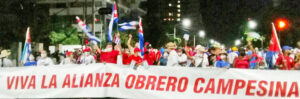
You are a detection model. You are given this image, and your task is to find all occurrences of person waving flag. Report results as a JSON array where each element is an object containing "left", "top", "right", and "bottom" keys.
[
  {"left": 265, "top": 23, "right": 281, "bottom": 69},
  {"left": 138, "top": 17, "right": 144, "bottom": 56},
  {"left": 107, "top": 2, "right": 119, "bottom": 42}
]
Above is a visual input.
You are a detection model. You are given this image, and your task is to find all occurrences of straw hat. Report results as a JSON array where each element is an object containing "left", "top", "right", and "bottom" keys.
[
  {"left": 166, "top": 42, "right": 177, "bottom": 49},
  {"left": 195, "top": 45, "right": 206, "bottom": 52},
  {"left": 0, "top": 50, "right": 11, "bottom": 58}
]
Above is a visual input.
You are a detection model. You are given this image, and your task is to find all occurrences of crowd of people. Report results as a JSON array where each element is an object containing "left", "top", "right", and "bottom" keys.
[{"left": 0, "top": 35, "right": 300, "bottom": 70}]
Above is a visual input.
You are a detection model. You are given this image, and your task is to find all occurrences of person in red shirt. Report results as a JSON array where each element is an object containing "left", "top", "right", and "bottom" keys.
[
  {"left": 233, "top": 49, "right": 250, "bottom": 69},
  {"left": 100, "top": 42, "right": 121, "bottom": 64},
  {"left": 143, "top": 43, "right": 156, "bottom": 65},
  {"left": 155, "top": 49, "right": 162, "bottom": 64},
  {"left": 122, "top": 48, "right": 130, "bottom": 65},
  {"left": 275, "top": 46, "right": 294, "bottom": 70},
  {"left": 128, "top": 48, "right": 143, "bottom": 66}
]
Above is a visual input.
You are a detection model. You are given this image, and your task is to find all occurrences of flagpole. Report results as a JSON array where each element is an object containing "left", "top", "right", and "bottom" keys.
[{"left": 115, "top": 1, "right": 119, "bottom": 37}]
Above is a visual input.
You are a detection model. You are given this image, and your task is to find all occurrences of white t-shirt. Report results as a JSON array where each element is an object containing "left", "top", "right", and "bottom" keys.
[
  {"left": 193, "top": 53, "right": 209, "bottom": 68},
  {"left": 80, "top": 55, "right": 96, "bottom": 65},
  {"left": 37, "top": 57, "right": 54, "bottom": 66},
  {"left": 60, "top": 58, "right": 74, "bottom": 65},
  {"left": 0, "top": 58, "right": 13, "bottom": 67},
  {"left": 228, "top": 52, "right": 238, "bottom": 64},
  {"left": 167, "top": 50, "right": 180, "bottom": 67},
  {"left": 178, "top": 54, "right": 187, "bottom": 63}
]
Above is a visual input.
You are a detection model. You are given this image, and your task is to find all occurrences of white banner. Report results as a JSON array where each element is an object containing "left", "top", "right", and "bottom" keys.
[{"left": 0, "top": 64, "right": 299, "bottom": 99}]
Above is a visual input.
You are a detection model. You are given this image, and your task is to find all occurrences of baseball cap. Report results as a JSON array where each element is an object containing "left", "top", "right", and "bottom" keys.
[
  {"left": 134, "top": 48, "right": 141, "bottom": 53},
  {"left": 282, "top": 45, "right": 292, "bottom": 51}
]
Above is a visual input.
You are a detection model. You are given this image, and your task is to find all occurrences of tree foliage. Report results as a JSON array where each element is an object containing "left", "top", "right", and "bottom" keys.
[{"left": 49, "top": 26, "right": 80, "bottom": 45}]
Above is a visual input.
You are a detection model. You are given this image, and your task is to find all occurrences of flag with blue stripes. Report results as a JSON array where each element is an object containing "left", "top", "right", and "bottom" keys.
[
  {"left": 20, "top": 27, "right": 31, "bottom": 63},
  {"left": 138, "top": 17, "right": 144, "bottom": 56},
  {"left": 76, "top": 16, "right": 100, "bottom": 44},
  {"left": 119, "top": 21, "right": 138, "bottom": 31},
  {"left": 114, "top": 34, "right": 120, "bottom": 44},
  {"left": 107, "top": 2, "right": 118, "bottom": 42}
]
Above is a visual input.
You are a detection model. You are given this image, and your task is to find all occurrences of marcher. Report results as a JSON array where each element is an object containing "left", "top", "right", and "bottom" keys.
[
  {"left": 128, "top": 48, "right": 143, "bottom": 66},
  {"left": 0, "top": 50, "right": 13, "bottom": 67},
  {"left": 166, "top": 42, "right": 179, "bottom": 67},
  {"left": 80, "top": 47, "right": 96, "bottom": 65},
  {"left": 60, "top": 51, "right": 75, "bottom": 65},
  {"left": 228, "top": 47, "right": 239, "bottom": 67},
  {"left": 143, "top": 43, "right": 156, "bottom": 65},
  {"left": 158, "top": 48, "right": 168, "bottom": 66},
  {"left": 233, "top": 49, "right": 249, "bottom": 69},
  {"left": 216, "top": 52, "right": 230, "bottom": 68},
  {"left": 24, "top": 54, "right": 37, "bottom": 66},
  {"left": 275, "top": 46, "right": 294, "bottom": 70},
  {"left": 177, "top": 48, "right": 187, "bottom": 66},
  {"left": 122, "top": 48, "right": 130, "bottom": 65},
  {"left": 100, "top": 42, "right": 121, "bottom": 64},
  {"left": 293, "top": 53, "right": 300, "bottom": 70},
  {"left": 193, "top": 45, "right": 209, "bottom": 67},
  {"left": 37, "top": 50, "right": 54, "bottom": 66}
]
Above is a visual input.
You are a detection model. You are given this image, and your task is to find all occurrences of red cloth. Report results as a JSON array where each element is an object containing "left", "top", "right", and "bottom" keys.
[
  {"left": 122, "top": 53, "right": 129, "bottom": 65},
  {"left": 189, "top": 51, "right": 196, "bottom": 56},
  {"left": 276, "top": 55, "right": 294, "bottom": 70},
  {"left": 100, "top": 50, "right": 119, "bottom": 64},
  {"left": 268, "top": 24, "right": 281, "bottom": 52},
  {"left": 234, "top": 57, "right": 249, "bottom": 69},
  {"left": 128, "top": 55, "right": 143, "bottom": 64}
]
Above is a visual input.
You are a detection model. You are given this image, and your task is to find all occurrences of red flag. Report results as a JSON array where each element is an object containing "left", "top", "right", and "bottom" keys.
[{"left": 268, "top": 23, "right": 281, "bottom": 52}]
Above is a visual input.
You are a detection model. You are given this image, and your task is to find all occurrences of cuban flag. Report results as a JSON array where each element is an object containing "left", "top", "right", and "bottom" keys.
[
  {"left": 21, "top": 27, "right": 31, "bottom": 63},
  {"left": 119, "top": 21, "right": 138, "bottom": 31},
  {"left": 114, "top": 34, "right": 120, "bottom": 44},
  {"left": 76, "top": 16, "right": 101, "bottom": 44},
  {"left": 265, "top": 23, "right": 281, "bottom": 69},
  {"left": 138, "top": 17, "right": 144, "bottom": 56},
  {"left": 107, "top": 2, "right": 118, "bottom": 42}
]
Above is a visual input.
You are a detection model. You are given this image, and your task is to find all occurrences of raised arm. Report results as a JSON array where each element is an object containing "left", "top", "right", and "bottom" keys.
[{"left": 127, "top": 34, "right": 133, "bottom": 50}]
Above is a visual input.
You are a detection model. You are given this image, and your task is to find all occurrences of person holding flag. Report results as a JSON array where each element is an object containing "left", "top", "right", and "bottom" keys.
[
  {"left": 275, "top": 46, "right": 294, "bottom": 70},
  {"left": 24, "top": 54, "right": 37, "bottom": 66},
  {"left": 265, "top": 23, "right": 282, "bottom": 69}
]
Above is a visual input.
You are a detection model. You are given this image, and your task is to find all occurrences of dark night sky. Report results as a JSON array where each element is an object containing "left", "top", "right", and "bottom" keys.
[{"left": 199, "top": 0, "right": 273, "bottom": 46}]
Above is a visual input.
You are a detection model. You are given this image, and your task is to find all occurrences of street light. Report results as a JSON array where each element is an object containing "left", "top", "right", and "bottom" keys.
[
  {"left": 248, "top": 20, "right": 257, "bottom": 29},
  {"left": 199, "top": 30, "right": 205, "bottom": 38},
  {"left": 276, "top": 19, "right": 288, "bottom": 30},
  {"left": 182, "top": 18, "right": 191, "bottom": 27},
  {"left": 210, "top": 39, "right": 215, "bottom": 44},
  {"left": 235, "top": 39, "right": 241, "bottom": 46}
]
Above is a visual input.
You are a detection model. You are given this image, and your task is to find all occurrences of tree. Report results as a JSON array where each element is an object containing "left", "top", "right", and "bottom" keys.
[{"left": 49, "top": 26, "right": 80, "bottom": 45}]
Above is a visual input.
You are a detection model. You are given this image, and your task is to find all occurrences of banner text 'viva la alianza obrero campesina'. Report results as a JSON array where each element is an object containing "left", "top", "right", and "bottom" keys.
[{"left": 0, "top": 64, "right": 299, "bottom": 99}]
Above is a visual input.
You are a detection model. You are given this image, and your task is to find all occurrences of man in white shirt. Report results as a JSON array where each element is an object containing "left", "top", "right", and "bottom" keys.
[
  {"left": 193, "top": 45, "right": 209, "bottom": 68},
  {"left": 0, "top": 50, "right": 13, "bottom": 67},
  {"left": 166, "top": 42, "right": 180, "bottom": 67},
  {"left": 37, "top": 50, "right": 54, "bottom": 66},
  {"left": 228, "top": 47, "right": 239, "bottom": 67},
  {"left": 80, "top": 47, "right": 96, "bottom": 65}
]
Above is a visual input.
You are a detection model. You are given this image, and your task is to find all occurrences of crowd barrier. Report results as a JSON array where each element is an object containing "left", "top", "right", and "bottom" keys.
[{"left": 0, "top": 64, "right": 299, "bottom": 99}]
